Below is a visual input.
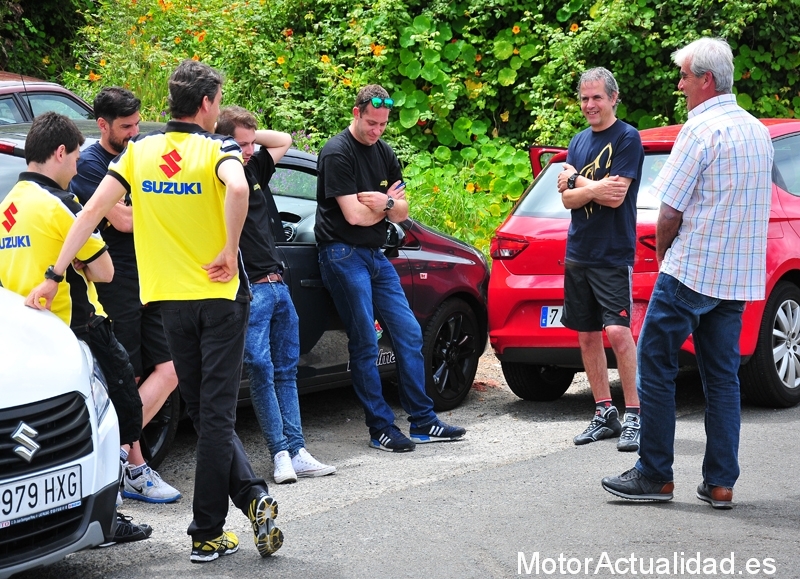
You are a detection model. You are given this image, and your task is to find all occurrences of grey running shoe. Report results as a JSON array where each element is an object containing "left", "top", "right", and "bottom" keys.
[
  {"left": 602, "top": 468, "right": 674, "bottom": 502},
  {"left": 248, "top": 492, "right": 283, "bottom": 557},
  {"left": 574, "top": 405, "right": 622, "bottom": 445},
  {"left": 696, "top": 483, "right": 733, "bottom": 509},
  {"left": 617, "top": 412, "right": 641, "bottom": 452}
]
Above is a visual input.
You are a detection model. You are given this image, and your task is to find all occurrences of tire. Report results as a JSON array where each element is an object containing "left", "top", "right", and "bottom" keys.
[
  {"left": 422, "top": 298, "right": 481, "bottom": 411},
  {"left": 739, "top": 281, "right": 800, "bottom": 408},
  {"left": 138, "top": 388, "right": 180, "bottom": 469},
  {"left": 501, "top": 362, "right": 576, "bottom": 401}
]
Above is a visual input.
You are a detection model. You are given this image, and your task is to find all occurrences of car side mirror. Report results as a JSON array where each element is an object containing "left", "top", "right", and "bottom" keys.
[{"left": 382, "top": 221, "right": 405, "bottom": 258}]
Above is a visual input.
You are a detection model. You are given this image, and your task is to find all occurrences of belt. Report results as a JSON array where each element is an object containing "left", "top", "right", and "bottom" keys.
[{"left": 252, "top": 272, "right": 283, "bottom": 284}]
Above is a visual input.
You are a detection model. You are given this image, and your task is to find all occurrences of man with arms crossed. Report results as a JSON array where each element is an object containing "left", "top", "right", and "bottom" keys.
[
  {"left": 216, "top": 105, "right": 335, "bottom": 484},
  {"left": 27, "top": 61, "right": 283, "bottom": 562},
  {"left": 557, "top": 67, "right": 645, "bottom": 452},
  {"left": 602, "top": 37, "right": 774, "bottom": 508},
  {"left": 315, "top": 84, "right": 466, "bottom": 452},
  {"left": 70, "top": 86, "right": 181, "bottom": 503}
]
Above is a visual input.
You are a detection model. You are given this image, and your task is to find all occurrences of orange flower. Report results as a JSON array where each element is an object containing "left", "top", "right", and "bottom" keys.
[
  {"left": 475, "top": 54, "right": 482, "bottom": 62},
  {"left": 284, "top": 81, "right": 290, "bottom": 89},
  {"left": 513, "top": 47, "right": 519, "bottom": 55},
  {"left": 321, "top": 54, "right": 330, "bottom": 63},
  {"left": 512, "top": 25, "right": 520, "bottom": 34},
  {"left": 197, "top": 31, "right": 206, "bottom": 42},
  {"left": 174, "top": 37, "right": 181, "bottom": 44},
  {"left": 277, "top": 56, "right": 286, "bottom": 65},
  {"left": 283, "top": 28, "right": 293, "bottom": 37},
  {"left": 371, "top": 43, "right": 385, "bottom": 56},
  {"left": 74, "top": 63, "right": 81, "bottom": 70},
  {"left": 466, "top": 183, "right": 475, "bottom": 192},
  {"left": 100, "top": 59, "right": 106, "bottom": 67},
  {"left": 570, "top": 23, "right": 579, "bottom": 32},
  {"left": 191, "top": 54, "right": 200, "bottom": 61},
  {"left": 433, "top": 186, "right": 440, "bottom": 193},
  {"left": 343, "top": 78, "right": 352, "bottom": 86},
  {"left": 474, "top": 70, "right": 481, "bottom": 76},
  {"left": 138, "top": 15, "right": 147, "bottom": 23},
  {"left": 88, "top": 71, "right": 102, "bottom": 82},
  {"left": 742, "top": 70, "right": 751, "bottom": 79},
  {"left": 500, "top": 110, "right": 510, "bottom": 122}
]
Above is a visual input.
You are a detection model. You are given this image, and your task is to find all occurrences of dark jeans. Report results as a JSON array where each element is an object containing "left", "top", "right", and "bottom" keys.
[
  {"left": 161, "top": 298, "right": 268, "bottom": 542},
  {"left": 318, "top": 242, "right": 437, "bottom": 436},
  {"left": 635, "top": 274, "right": 745, "bottom": 488}
]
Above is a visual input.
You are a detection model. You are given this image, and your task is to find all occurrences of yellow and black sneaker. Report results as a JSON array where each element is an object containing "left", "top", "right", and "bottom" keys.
[
  {"left": 190, "top": 530, "right": 239, "bottom": 563},
  {"left": 248, "top": 492, "right": 283, "bottom": 557}
]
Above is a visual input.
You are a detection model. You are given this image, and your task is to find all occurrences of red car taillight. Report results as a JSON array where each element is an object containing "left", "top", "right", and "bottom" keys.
[
  {"left": 638, "top": 234, "right": 656, "bottom": 251},
  {"left": 490, "top": 235, "right": 529, "bottom": 260},
  {"left": 0, "top": 141, "right": 15, "bottom": 155}
]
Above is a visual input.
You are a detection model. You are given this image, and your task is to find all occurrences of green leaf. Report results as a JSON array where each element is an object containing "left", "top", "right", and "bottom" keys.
[
  {"left": 434, "top": 146, "right": 452, "bottom": 162},
  {"left": 420, "top": 62, "right": 440, "bottom": 82},
  {"left": 474, "top": 158, "right": 493, "bottom": 176},
  {"left": 390, "top": 91, "right": 407, "bottom": 107},
  {"left": 497, "top": 67, "right": 517, "bottom": 86},
  {"left": 435, "top": 126, "right": 454, "bottom": 146},
  {"left": 404, "top": 60, "right": 422, "bottom": 80},
  {"left": 399, "top": 108, "right": 421, "bottom": 128},
  {"left": 422, "top": 48, "right": 440, "bottom": 63},
  {"left": 471, "top": 120, "right": 488, "bottom": 135},
  {"left": 750, "top": 67, "right": 763, "bottom": 81},
  {"left": 519, "top": 44, "right": 541, "bottom": 60},
  {"left": 443, "top": 42, "right": 461, "bottom": 62},
  {"left": 510, "top": 56, "right": 524, "bottom": 70},
  {"left": 399, "top": 30, "right": 415, "bottom": 48},
  {"left": 493, "top": 40, "right": 514, "bottom": 60},
  {"left": 412, "top": 15, "right": 433, "bottom": 34},
  {"left": 460, "top": 44, "right": 477, "bottom": 64},
  {"left": 438, "top": 24, "right": 453, "bottom": 42},
  {"left": 736, "top": 92, "right": 753, "bottom": 110},
  {"left": 460, "top": 147, "right": 478, "bottom": 162},
  {"left": 480, "top": 143, "right": 499, "bottom": 159},
  {"left": 556, "top": 7, "right": 572, "bottom": 22},
  {"left": 399, "top": 49, "right": 415, "bottom": 64},
  {"left": 453, "top": 117, "right": 473, "bottom": 145},
  {"left": 491, "top": 177, "right": 509, "bottom": 193}
]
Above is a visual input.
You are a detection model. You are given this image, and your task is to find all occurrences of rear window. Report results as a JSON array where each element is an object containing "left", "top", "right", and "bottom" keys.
[{"left": 513, "top": 153, "right": 667, "bottom": 218}]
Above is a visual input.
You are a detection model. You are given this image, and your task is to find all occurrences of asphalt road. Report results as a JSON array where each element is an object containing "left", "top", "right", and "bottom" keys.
[{"left": 13, "top": 354, "right": 800, "bottom": 579}]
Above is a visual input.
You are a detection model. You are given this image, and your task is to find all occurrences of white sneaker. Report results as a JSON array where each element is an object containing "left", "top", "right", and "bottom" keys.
[
  {"left": 123, "top": 465, "right": 182, "bottom": 503},
  {"left": 273, "top": 450, "right": 297, "bottom": 484},
  {"left": 291, "top": 448, "right": 336, "bottom": 478}
]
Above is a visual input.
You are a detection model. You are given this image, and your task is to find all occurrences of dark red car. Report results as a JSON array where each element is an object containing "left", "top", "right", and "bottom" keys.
[
  {"left": 489, "top": 119, "right": 800, "bottom": 408},
  {"left": 0, "top": 71, "right": 93, "bottom": 125}
]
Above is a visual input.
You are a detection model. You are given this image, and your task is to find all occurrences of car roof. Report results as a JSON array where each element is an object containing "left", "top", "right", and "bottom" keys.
[{"left": 639, "top": 117, "right": 800, "bottom": 145}]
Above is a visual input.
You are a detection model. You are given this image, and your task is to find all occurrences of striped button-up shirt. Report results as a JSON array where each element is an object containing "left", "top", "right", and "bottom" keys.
[{"left": 653, "top": 93, "right": 774, "bottom": 300}]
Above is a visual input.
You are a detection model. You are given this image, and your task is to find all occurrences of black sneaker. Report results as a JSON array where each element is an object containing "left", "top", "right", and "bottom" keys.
[
  {"left": 369, "top": 424, "right": 416, "bottom": 452},
  {"left": 574, "top": 405, "right": 622, "bottom": 445},
  {"left": 616, "top": 412, "right": 641, "bottom": 452},
  {"left": 696, "top": 482, "right": 734, "bottom": 509},
  {"left": 248, "top": 492, "right": 283, "bottom": 557},
  {"left": 190, "top": 530, "right": 239, "bottom": 563},
  {"left": 97, "top": 512, "right": 153, "bottom": 547},
  {"left": 601, "top": 468, "right": 674, "bottom": 502},
  {"left": 409, "top": 418, "right": 466, "bottom": 443}
]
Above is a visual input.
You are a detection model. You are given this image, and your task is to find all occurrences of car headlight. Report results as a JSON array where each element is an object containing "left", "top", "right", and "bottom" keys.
[{"left": 80, "top": 341, "right": 111, "bottom": 422}]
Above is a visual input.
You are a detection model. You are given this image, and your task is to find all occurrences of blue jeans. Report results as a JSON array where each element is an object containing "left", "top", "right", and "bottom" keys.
[
  {"left": 244, "top": 281, "right": 304, "bottom": 458},
  {"left": 635, "top": 274, "right": 744, "bottom": 488},
  {"left": 318, "top": 242, "right": 437, "bottom": 436}
]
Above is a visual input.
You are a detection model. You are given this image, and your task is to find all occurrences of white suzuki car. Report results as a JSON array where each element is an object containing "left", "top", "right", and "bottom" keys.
[{"left": 0, "top": 287, "right": 120, "bottom": 578}]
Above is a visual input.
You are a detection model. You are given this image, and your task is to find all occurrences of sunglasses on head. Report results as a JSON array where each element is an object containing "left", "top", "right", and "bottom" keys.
[{"left": 360, "top": 96, "right": 394, "bottom": 110}]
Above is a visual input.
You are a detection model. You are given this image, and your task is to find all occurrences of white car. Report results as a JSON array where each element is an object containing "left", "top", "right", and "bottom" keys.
[{"left": 0, "top": 287, "right": 120, "bottom": 578}]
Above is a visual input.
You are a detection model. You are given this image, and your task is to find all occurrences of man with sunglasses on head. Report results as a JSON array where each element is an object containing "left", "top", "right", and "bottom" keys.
[{"left": 315, "top": 84, "right": 466, "bottom": 452}]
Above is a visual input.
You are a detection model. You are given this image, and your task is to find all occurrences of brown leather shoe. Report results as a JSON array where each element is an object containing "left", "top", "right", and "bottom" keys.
[{"left": 696, "top": 483, "right": 733, "bottom": 509}]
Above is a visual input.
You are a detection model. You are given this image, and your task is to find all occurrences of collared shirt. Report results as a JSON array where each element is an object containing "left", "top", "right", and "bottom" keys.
[
  {"left": 653, "top": 93, "right": 774, "bottom": 300},
  {"left": 108, "top": 120, "right": 244, "bottom": 303}
]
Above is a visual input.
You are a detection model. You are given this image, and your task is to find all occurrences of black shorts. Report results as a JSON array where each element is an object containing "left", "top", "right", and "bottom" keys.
[
  {"left": 562, "top": 263, "right": 633, "bottom": 332},
  {"left": 96, "top": 274, "right": 172, "bottom": 377}
]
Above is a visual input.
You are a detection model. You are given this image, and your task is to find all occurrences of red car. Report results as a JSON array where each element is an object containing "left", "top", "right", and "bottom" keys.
[
  {"left": 0, "top": 71, "right": 93, "bottom": 124},
  {"left": 489, "top": 119, "right": 800, "bottom": 408}
]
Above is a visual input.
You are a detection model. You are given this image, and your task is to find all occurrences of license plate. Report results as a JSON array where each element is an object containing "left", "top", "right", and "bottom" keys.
[
  {"left": 540, "top": 305, "right": 565, "bottom": 328},
  {"left": 0, "top": 465, "right": 82, "bottom": 527}
]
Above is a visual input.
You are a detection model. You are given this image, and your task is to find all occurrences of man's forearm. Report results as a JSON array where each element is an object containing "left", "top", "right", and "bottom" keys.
[{"left": 656, "top": 202, "right": 683, "bottom": 263}]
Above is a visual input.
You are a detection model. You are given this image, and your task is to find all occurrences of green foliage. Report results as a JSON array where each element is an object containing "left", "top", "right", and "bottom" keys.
[{"left": 63, "top": 0, "right": 800, "bottom": 257}]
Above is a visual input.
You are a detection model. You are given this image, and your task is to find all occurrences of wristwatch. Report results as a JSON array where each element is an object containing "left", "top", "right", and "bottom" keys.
[
  {"left": 567, "top": 172, "right": 580, "bottom": 190},
  {"left": 384, "top": 196, "right": 395, "bottom": 212},
  {"left": 44, "top": 265, "right": 64, "bottom": 283}
]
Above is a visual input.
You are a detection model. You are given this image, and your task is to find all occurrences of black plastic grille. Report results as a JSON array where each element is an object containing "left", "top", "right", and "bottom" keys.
[
  {"left": 0, "top": 391, "right": 93, "bottom": 478},
  {"left": 0, "top": 502, "right": 85, "bottom": 559}
]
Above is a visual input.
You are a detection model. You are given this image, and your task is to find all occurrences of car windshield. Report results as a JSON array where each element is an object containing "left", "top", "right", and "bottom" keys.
[
  {"left": 270, "top": 165, "right": 317, "bottom": 200},
  {"left": 514, "top": 153, "right": 667, "bottom": 218}
]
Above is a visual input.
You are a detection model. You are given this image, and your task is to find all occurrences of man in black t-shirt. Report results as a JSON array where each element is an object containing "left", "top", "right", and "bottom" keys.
[
  {"left": 216, "top": 106, "right": 335, "bottom": 484},
  {"left": 315, "top": 84, "right": 466, "bottom": 452},
  {"left": 556, "top": 67, "right": 644, "bottom": 452}
]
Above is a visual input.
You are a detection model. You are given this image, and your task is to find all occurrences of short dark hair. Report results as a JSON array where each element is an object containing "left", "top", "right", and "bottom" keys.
[
  {"left": 216, "top": 105, "right": 258, "bottom": 137},
  {"left": 25, "top": 111, "right": 85, "bottom": 164},
  {"left": 355, "top": 84, "right": 390, "bottom": 114},
  {"left": 93, "top": 87, "right": 140, "bottom": 123},
  {"left": 168, "top": 60, "right": 223, "bottom": 119}
]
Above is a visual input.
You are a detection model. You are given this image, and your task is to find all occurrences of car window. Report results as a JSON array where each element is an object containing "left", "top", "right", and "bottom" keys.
[
  {"left": 270, "top": 165, "right": 317, "bottom": 200},
  {"left": 0, "top": 97, "right": 24, "bottom": 125},
  {"left": 513, "top": 153, "right": 668, "bottom": 218},
  {"left": 772, "top": 133, "right": 800, "bottom": 196},
  {"left": 27, "top": 93, "right": 92, "bottom": 121}
]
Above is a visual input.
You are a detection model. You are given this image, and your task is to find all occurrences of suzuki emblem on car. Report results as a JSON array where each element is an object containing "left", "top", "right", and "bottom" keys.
[{"left": 12, "top": 422, "right": 40, "bottom": 462}]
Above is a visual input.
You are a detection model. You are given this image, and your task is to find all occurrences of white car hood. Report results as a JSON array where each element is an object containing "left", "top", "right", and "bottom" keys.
[{"left": 0, "top": 287, "right": 91, "bottom": 407}]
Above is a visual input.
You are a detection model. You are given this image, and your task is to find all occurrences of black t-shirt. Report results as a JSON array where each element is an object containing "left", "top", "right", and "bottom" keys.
[
  {"left": 564, "top": 120, "right": 644, "bottom": 267},
  {"left": 70, "top": 142, "right": 138, "bottom": 278},
  {"left": 314, "top": 129, "right": 402, "bottom": 247},
  {"left": 240, "top": 148, "right": 285, "bottom": 280}
]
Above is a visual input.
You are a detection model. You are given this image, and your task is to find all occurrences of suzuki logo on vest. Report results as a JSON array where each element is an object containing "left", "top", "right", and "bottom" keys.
[
  {"left": 160, "top": 150, "right": 182, "bottom": 178},
  {"left": 141, "top": 181, "right": 202, "bottom": 195}
]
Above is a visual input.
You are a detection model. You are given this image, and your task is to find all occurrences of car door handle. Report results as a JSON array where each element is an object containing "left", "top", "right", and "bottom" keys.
[{"left": 300, "top": 279, "right": 325, "bottom": 288}]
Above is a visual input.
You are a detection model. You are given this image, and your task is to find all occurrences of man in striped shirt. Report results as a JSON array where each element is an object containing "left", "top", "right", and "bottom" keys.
[{"left": 602, "top": 37, "right": 774, "bottom": 509}]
